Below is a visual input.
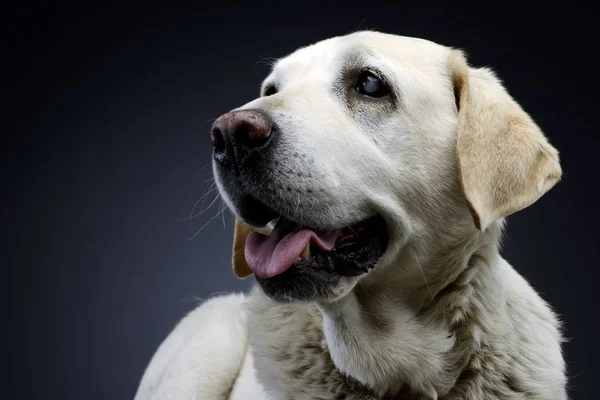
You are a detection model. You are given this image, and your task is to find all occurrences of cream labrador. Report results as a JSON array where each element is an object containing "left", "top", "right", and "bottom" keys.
[{"left": 135, "top": 31, "right": 566, "bottom": 399}]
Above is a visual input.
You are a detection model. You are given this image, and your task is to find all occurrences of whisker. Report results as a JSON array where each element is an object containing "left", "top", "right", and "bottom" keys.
[
  {"left": 179, "top": 183, "right": 218, "bottom": 222},
  {"left": 355, "top": 17, "right": 367, "bottom": 32},
  {"left": 195, "top": 161, "right": 214, "bottom": 174},
  {"left": 187, "top": 192, "right": 220, "bottom": 220},
  {"left": 197, "top": 181, "right": 219, "bottom": 212},
  {"left": 411, "top": 247, "right": 434, "bottom": 302},
  {"left": 295, "top": 192, "right": 301, "bottom": 219},
  {"left": 196, "top": 176, "right": 215, "bottom": 187},
  {"left": 203, "top": 116, "right": 219, "bottom": 125},
  {"left": 253, "top": 56, "right": 278, "bottom": 70},
  {"left": 220, "top": 201, "right": 227, "bottom": 230},
  {"left": 188, "top": 206, "right": 227, "bottom": 241}
]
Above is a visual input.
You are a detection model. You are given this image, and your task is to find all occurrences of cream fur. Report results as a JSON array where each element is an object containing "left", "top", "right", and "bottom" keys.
[
  {"left": 134, "top": 293, "right": 259, "bottom": 399},
  {"left": 135, "top": 31, "right": 567, "bottom": 399}
]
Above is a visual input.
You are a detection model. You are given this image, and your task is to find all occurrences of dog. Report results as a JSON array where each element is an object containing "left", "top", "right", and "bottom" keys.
[{"left": 135, "top": 31, "right": 567, "bottom": 399}]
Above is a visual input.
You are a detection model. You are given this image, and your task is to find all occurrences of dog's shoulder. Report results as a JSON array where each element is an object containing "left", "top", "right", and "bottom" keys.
[
  {"left": 134, "top": 292, "right": 266, "bottom": 400},
  {"left": 496, "top": 259, "right": 566, "bottom": 395},
  {"left": 444, "top": 257, "right": 567, "bottom": 399}
]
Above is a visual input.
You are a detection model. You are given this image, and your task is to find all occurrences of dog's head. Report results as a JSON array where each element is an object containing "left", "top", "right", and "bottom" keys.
[{"left": 211, "top": 32, "right": 561, "bottom": 303}]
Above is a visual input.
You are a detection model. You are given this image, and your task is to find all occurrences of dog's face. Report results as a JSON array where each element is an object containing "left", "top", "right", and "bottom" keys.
[{"left": 211, "top": 32, "right": 561, "bottom": 303}]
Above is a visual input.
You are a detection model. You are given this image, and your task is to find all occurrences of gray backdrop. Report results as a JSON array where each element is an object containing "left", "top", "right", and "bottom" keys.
[{"left": 7, "top": 3, "right": 597, "bottom": 399}]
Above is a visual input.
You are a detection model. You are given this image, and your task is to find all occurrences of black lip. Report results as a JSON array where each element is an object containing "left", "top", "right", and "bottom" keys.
[
  {"left": 236, "top": 194, "right": 279, "bottom": 227},
  {"left": 255, "top": 215, "right": 388, "bottom": 302}
]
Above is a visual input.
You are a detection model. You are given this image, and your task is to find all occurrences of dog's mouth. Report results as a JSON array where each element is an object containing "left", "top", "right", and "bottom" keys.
[{"left": 244, "top": 213, "right": 389, "bottom": 280}]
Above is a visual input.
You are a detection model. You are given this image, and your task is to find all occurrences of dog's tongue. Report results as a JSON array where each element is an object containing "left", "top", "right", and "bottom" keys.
[{"left": 245, "top": 225, "right": 340, "bottom": 278}]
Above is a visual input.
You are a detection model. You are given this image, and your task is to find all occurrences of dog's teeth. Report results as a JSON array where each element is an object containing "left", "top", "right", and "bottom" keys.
[
  {"left": 255, "top": 217, "right": 280, "bottom": 235},
  {"left": 300, "top": 243, "right": 311, "bottom": 261},
  {"left": 255, "top": 226, "right": 271, "bottom": 235},
  {"left": 266, "top": 217, "right": 279, "bottom": 230}
]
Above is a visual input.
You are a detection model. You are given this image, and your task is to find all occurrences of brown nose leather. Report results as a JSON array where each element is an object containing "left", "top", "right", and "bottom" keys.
[{"left": 210, "top": 110, "right": 272, "bottom": 167}]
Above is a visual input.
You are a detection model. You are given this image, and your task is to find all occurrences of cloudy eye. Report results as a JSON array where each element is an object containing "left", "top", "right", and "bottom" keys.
[
  {"left": 355, "top": 71, "right": 390, "bottom": 98},
  {"left": 263, "top": 85, "right": 278, "bottom": 96}
]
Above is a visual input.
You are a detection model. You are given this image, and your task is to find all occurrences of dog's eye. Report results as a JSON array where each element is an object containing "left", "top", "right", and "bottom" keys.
[
  {"left": 355, "top": 71, "right": 389, "bottom": 98},
  {"left": 263, "top": 86, "right": 278, "bottom": 96}
]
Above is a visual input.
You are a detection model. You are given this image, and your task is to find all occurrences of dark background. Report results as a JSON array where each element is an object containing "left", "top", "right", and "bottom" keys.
[{"left": 6, "top": 3, "right": 598, "bottom": 399}]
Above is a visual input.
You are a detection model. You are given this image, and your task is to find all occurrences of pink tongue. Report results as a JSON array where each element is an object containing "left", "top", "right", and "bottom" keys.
[{"left": 245, "top": 225, "right": 340, "bottom": 278}]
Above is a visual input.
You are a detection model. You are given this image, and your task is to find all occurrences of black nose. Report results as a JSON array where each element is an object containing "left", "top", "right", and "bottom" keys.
[{"left": 210, "top": 110, "right": 273, "bottom": 167}]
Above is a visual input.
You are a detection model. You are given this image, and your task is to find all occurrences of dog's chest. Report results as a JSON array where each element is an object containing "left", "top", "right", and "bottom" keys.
[{"left": 245, "top": 291, "right": 378, "bottom": 400}]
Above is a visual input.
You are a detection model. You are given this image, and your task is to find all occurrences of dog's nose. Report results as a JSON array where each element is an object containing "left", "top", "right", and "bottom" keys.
[{"left": 211, "top": 110, "right": 273, "bottom": 167}]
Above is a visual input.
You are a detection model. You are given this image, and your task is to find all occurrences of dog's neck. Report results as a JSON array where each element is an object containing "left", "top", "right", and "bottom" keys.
[{"left": 316, "top": 221, "right": 506, "bottom": 399}]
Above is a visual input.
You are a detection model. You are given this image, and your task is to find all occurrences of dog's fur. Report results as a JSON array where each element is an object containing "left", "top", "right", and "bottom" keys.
[{"left": 135, "top": 32, "right": 566, "bottom": 399}]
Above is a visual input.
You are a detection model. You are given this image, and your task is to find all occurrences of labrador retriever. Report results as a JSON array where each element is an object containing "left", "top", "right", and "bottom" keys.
[{"left": 135, "top": 31, "right": 567, "bottom": 399}]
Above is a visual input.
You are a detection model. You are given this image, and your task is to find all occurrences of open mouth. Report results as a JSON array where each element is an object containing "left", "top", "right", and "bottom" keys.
[{"left": 244, "top": 214, "right": 389, "bottom": 281}]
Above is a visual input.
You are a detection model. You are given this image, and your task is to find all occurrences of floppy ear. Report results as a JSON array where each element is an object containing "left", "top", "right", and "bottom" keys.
[
  {"left": 232, "top": 219, "right": 254, "bottom": 278},
  {"left": 448, "top": 50, "right": 562, "bottom": 231}
]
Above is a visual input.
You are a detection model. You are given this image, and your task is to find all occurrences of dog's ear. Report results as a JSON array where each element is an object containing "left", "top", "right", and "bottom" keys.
[
  {"left": 232, "top": 219, "right": 254, "bottom": 278},
  {"left": 449, "top": 50, "right": 562, "bottom": 231}
]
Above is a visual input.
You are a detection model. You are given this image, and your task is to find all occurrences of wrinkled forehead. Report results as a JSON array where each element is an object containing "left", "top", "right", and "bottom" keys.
[{"left": 263, "top": 31, "right": 451, "bottom": 87}]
